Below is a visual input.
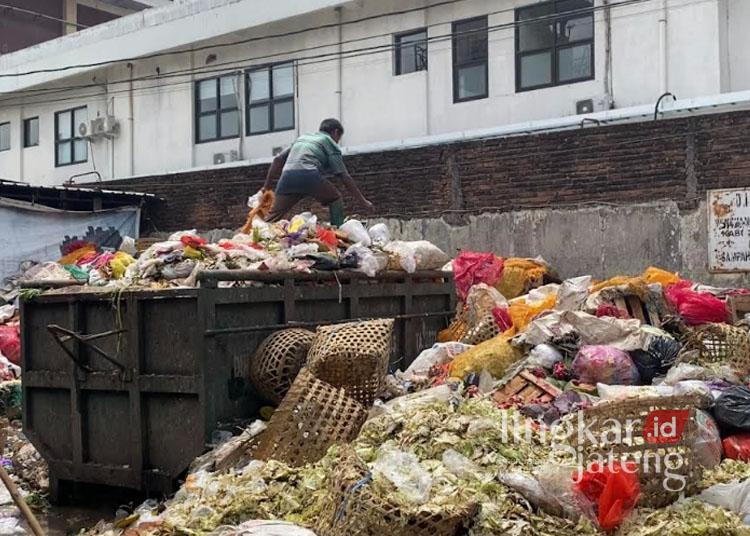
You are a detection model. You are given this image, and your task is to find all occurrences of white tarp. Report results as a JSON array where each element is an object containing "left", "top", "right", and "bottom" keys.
[{"left": 0, "top": 197, "right": 139, "bottom": 282}]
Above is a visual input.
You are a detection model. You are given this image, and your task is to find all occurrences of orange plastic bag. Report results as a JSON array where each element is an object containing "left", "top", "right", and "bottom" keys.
[
  {"left": 495, "top": 258, "right": 546, "bottom": 299},
  {"left": 502, "top": 293, "right": 557, "bottom": 338},
  {"left": 58, "top": 244, "right": 96, "bottom": 265},
  {"left": 642, "top": 266, "right": 680, "bottom": 287},
  {"left": 574, "top": 461, "right": 640, "bottom": 532}
]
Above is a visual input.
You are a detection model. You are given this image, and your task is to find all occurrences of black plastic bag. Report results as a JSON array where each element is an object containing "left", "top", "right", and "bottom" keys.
[
  {"left": 630, "top": 336, "right": 681, "bottom": 384},
  {"left": 714, "top": 386, "right": 750, "bottom": 432}
]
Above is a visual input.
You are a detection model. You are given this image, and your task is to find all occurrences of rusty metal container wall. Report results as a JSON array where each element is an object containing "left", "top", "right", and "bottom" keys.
[{"left": 20, "top": 271, "right": 455, "bottom": 497}]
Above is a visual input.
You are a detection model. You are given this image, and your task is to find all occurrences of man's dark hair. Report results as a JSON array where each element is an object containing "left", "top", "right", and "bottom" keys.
[{"left": 319, "top": 118, "right": 344, "bottom": 136}]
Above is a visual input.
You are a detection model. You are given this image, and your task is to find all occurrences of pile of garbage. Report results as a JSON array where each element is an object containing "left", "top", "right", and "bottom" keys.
[
  {"left": 83, "top": 252, "right": 750, "bottom": 535},
  {"left": 8, "top": 215, "right": 449, "bottom": 291}
]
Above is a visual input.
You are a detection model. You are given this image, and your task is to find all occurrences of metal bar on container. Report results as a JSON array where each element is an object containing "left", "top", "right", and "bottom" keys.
[
  {"left": 197, "top": 270, "right": 453, "bottom": 284},
  {"left": 204, "top": 310, "right": 456, "bottom": 337}
]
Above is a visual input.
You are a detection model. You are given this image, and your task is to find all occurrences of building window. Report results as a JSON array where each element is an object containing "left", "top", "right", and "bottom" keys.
[
  {"left": 395, "top": 29, "right": 428, "bottom": 75},
  {"left": 195, "top": 74, "right": 240, "bottom": 143},
  {"left": 246, "top": 63, "right": 295, "bottom": 135},
  {"left": 515, "top": 0, "right": 594, "bottom": 92},
  {"left": 23, "top": 117, "right": 39, "bottom": 148},
  {"left": 55, "top": 107, "right": 88, "bottom": 166},
  {"left": 452, "top": 17, "right": 488, "bottom": 103},
  {"left": 0, "top": 122, "right": 9, "bottom": 152}
]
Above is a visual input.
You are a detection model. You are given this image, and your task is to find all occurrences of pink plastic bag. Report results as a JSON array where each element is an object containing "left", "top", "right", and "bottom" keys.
[
  {"left": 572, "top": 345, "right": 640, "bottom": 385},
  {"left": 665, "top": 280, "right": 729, "bottom": 326},
  {"left": 0, "top": 323, "right": 20, "bottom": 366},
  {"left": 453, "top": 252, "right": 504, "bottom": 302}
]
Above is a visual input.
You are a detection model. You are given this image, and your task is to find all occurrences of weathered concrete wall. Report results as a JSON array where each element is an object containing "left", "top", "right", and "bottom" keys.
[{"left": 375, "top": 200, "right": 750, "bottom": 287}]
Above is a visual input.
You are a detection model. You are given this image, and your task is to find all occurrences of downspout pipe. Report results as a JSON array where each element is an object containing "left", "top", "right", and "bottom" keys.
[
  {"left": 127, "top": 62, "right": 135, "bottom": 177},
  {"left": 335, "top": 6, "right": 343, "bottom": 122},
  {"left": 658, "top": 0, "right": 668, "bottom": 94}
]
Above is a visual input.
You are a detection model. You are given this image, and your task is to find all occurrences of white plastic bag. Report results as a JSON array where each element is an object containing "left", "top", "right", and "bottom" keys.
[
  {"left": 527, "top": 344, "right": 563, "bottom": 369},
  {"left": 346, "top": 245, "right": 388, "bottom": 277},
  {"left": 168, "top": 229, "right": 199, "bottom": 241},
  {"left": 442, "top": 449, "right": 479, "bottom": 480},
  {"left": 209, "top": 521, "right": 317, "bottom": 536},
  {"left": 288, "top": 212, "right": 317, "bottom": 233},
  {"left": 371, "top": 445, "right": 432, "bottom": 504},
  {"left": 119, "top": 236, "right": 137, "bottom": 256},
  {"left": 405, "top": 342, "right": 473, "bottom": 378},
  {"left": 370, "top": 384, "right": 455, "bottom": 419},
  {"left": 384, "top": 241, "right": 449, "bottom": 273},
  {"left": 286, "top": 243, "right": 319, "bottom": 259},
  {"left": 340, "top": 219, "right": 371, "bottom": 246},
  {"left": 556, "top": 275, "right": 592, "bottom": 311},
  {"left": 247, "top": 190, "right": 263, "bottom": 209},
  {"left": 368, "top": 223, "right": 391, "bottom": 247},
  {"left": 698, "top": 478, "right": 750, "bottom": 518}
]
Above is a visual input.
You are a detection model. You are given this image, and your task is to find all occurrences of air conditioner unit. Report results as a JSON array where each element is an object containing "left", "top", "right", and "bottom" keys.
[
  {"left": 575, "top": 96, "right": 612, "bottom": 115},
  {"left": 213, "top": 150, "right": 239, "bottom": 165},
  {"left": 78, "top": 121, "right": 91, "bottom": 138},
  {"left": 90, "top": 116, "right": 120, "bottom": 138}
]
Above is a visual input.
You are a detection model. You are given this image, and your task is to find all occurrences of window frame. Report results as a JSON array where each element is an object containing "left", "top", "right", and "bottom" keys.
[
  {"left": 54, "top": 106, "right": 88, "bottom": 167},
  {"left": 394, "top": 28, "right": 428, "bottom": 76},
  {"left": 194, "top": 73, "right": 242, "bottom": 144},
  {"left": 23, "top": 117, "right": 39, "bottom": 148},
  {"left": 452, "top": 16, "right": 489, "bottom": 104},
  {"left": 515, "top": 0, "right": 595, "bottom": 93},
  {"left": 0, "top": 122, "right": 9, "bottom": 152},
  {"left": 245, "top": 62, "right": 296, "bottom": 137}
]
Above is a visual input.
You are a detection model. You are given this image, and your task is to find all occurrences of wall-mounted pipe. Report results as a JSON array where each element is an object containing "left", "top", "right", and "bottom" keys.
[
  {"left": 654, "top": 92, "right": 677, "bottom": 120},
  {"left": 658, "top": 0, "right": 668, "bottom": 94},
  {"left": 127, "top": 62, "right": 135, "bottom": 177},
  {"left": 335, "top": 6, "right": 343, "bottom": 122}
]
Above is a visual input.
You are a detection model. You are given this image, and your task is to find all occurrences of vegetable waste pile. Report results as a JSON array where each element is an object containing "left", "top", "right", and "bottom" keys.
[
  {"left": 83, "top": 252, "right": 750, "bottom": 536},
  {"left": 9, "top": 214, "right": 449, "bottom": 293}
]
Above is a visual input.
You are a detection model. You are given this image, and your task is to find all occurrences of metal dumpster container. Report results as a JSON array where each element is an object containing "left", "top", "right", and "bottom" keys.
[{"left": 21, "top": 270, "right": 454, "bottom": 498}]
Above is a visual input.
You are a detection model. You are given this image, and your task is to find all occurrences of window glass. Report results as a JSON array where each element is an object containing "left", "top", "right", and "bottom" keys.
[
  {"left": 73, "top": 107, "right": 87, "bottom": 130},
  {"left": 198, "top": 79, "right": 217, "bottom": 112},
  {"left": 57, "top": 141, "right": 72, "bottom": 165},
  {"left": 73, "top": 139, "right": 88, "bottom": 162},
  {"left": 558, "top": 15, "right": 593, "bottom": 43},
  {"left": 273, "top": 64, "right": 294, "bottom": 97},
  {"left": 198, "top": 115, "right": 217, "bottom": 142},
  {"left": 249, "top": 105, "right": 270, "bottom": 133},
  {"left": 396, "top": 30, "right": 428, "bottom": 74},
  {"left": 248, "top": 69, "right": 270, "bottom": 102},
  {"left": 558, "top": 43, "right": 592, "bottom": 81},
  {"left": 57, "top": 111, "right": 72, "bottom": 140},
  {"left": 521, "top": 52, "right": 553, "bottom": 88},
  {"left": 220, "top": 110, "right": 240, "bottom": 138},
  {"left": 457, "top": 64, "right": 487, "bottom": 100},
  {"left": 518, "top": 5, "right": 555, "bottom": 51},
  {"left": 0, "top": 123, "right": 9, "bottom": 151},
  {"left": 219, "top": 77, "right": 238, "bottom": 109},
  {"left": 454, "top": 18, "right": 488, "bottom": 64},
  {"left": 273, "top": 100, "right": 294, "bottom": 130},
  {"left": 24, "top": 118, "right": 39, "bottom": 147}
]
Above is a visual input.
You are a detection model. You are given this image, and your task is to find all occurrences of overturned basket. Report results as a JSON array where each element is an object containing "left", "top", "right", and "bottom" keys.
[
  {"left": 245, "top": 369, "right": 368, "bottom": 467},
  {"left": 681, "top": 323, "right": 750, "bottom": 378},
  {"left": 460, "top": 313, "right": 501, "bottom": 346},
  {"left": 308, "top": 319, "right": 394, "bottom": 407},
  {"left": 315, "top": 447, "right": 478, "bottom": 536},
  {"left": 567, "top": 393, "right": 718, "bottom": 508},
  {"left": 249, "top": 328, "right": 315, "bottom": 404}
]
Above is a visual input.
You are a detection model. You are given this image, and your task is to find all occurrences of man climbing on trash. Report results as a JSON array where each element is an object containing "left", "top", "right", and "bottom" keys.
[{"left": 262, "top": 118, "right": 373, "bottom": 226}]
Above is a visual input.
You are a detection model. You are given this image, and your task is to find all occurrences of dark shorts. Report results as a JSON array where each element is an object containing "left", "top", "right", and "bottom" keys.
[{"left": 275, "top": 169, "right": 323, "bottom": 196}]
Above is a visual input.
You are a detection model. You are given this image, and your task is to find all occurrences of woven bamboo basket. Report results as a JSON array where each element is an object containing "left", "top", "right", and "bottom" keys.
[
  {"left": 307, "top": 319, "right": 394, "bottom": 407},
  {"left": 568, "top": 394, "right": 718, "bottom": 508},
  {"left": 315, "top": 447, "right": 478, "bottom": 536},
  {"left": 246, "top": 368, "right": 367, "bottom": 467},
  {"left": 460, "top": 313, "right": 501, "bottom": 345},
  {"left": 681, "top": 323, "right": 750, "bottom": 378},
  {"left": 248, "top": 329, "right": 315, "bottom": 404}
]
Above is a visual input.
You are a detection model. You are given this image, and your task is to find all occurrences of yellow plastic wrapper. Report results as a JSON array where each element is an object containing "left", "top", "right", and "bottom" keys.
[
  {"left": 109, "top": 251, "right": 135, "bottom": 279},
  {"left": 58, "top": 245, "right": 96, "bottom": 265},
  {"left": 183, "top": 245, "right": 204, "bottom": 260},
  {"left": 495, "top": 258, "right": 547, "bottom": 299},
  {"left": 449, "top": 334, "right": 522, "bottom": 378},
  {"left": 643, "top": 266, "right": 680, "bottom": 287}
]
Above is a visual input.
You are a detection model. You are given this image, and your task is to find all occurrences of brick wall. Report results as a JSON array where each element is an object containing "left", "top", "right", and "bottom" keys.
[{"left": 98, "top": 110, "right": 750, "bottom": 233}]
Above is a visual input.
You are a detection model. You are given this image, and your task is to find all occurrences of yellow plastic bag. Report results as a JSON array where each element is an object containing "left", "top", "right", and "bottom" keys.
[
  {"left": 449, "top": 334, "right": 522, "bottom": 378},
  {"left": 508, "top": 293, "right": 557, "bottom": 333},
  {"left": 495, "top": 258, "right": 547, "bottom": 299},
  {"left": 109, "top": 251, "right": 135, "bottom": 279},
  {"left": 642, "top": 266, "right": 679, "bottom": 287}
]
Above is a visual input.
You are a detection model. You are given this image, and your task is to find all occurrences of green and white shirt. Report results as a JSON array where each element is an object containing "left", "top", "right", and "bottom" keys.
[{"left": 282, "top": 132, "right": 348, "bottom": 175}]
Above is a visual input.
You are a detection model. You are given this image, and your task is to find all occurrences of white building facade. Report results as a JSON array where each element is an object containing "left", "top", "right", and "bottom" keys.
[{"left": 0, "top": 0, "right": 748, "bottom": 186}]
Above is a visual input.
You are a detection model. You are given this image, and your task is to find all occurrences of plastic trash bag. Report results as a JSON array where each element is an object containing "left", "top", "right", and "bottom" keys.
[
  {"left": 368, "top": 223, "right": 391, "bottom": 247},
  {"left": 630, "top": 335, "right": 681, "bottom": 384},
  {"left": 643, "top": 266, "right": 681, "bottom": 287},
  {"left": 384, "top": 241, "right": 449, "bottom": 273},
  {"left": 556, "top": 275, "right": 592, "bottom": 311},
  {"left": 714, "top": 386, "right": 750, "bottom": 432},
  {"left": 698, "top": 479, "right": 750, "bottom": 519},
  {"left": 665, "top": 280, "right": 730, "bottom": 325},
  {"left": 405, "top": 342, "right": 474, "bottom": 378},
  {"left": 574, "top": 461, "right": 640, "bottom": 531},
  {"left": 161, "top": 260, "right": 197, "bottom": 280},
  {"left": 572, "top": 345, "right": 640, "bottom": 385},
  {"left": 345, "top": 245, "right": 388, "bottom": 277},
  {"left": 369, "top": 384, "right": 455, "bottom": 419},
  {"left": 453, "top": 251, "right": 505, "bottom": 302},
  {"left": 449, "top": 335, "right": 522, "bottom": 379},
  {"left": 693, "top": 409, "right": 723, "bottom": 469},
  {"left": 288, "top": 213, "right": 317, "bottom": 234},
  {"left": 722, "top": 434, "right": 750, "bottom": 462},
  {"left": 0, "top": 325, "right": 20, "bottom": 366},
  {"left": 340, "top": 219, "right": 371, "bottom": 246},
  {"left": 371, "top": 445, "right": 432, "bottom": 504},
  {"left": 527, "top": 344, "right": 564, "bottom": 369},
  {"left": 442, "top": 449, "right": 480, "bottom": 479},
  {"left": 209, "top": 521, "right": 317, "bottom": 536}
]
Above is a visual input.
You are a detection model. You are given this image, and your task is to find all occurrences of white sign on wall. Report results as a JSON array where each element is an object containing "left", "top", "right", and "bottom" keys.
[{"left": 708, "top": 188, "right": 750, "bottom": 272}]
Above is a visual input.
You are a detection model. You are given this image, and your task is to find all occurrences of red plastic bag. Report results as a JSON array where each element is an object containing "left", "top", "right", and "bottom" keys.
[
  {"left": 316, "top": 226, "right": 338, "bottom": 250},
  {"left": 665, "top": 280, "right": 729, "bottom": 326},
  {"left": 492, "top": 307, "right": 512, "bottom": 331},
  {"left": 723, "top": 434, "right": 750, "bottom": 461},
  {"left": 453, "top": 251, "right": 504, "bottom": 302},
  {"left": 180, "top": 235, "right": 207, "bottom": 249},
  {"left": 575, "top": 461, "right": 640, "bottom": 532},
  {"left": 595, "top": 304, "right": 629, "bottom": 319},
  {"left": 0, "top": 324, "right": 21, "bottom": 366}
]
